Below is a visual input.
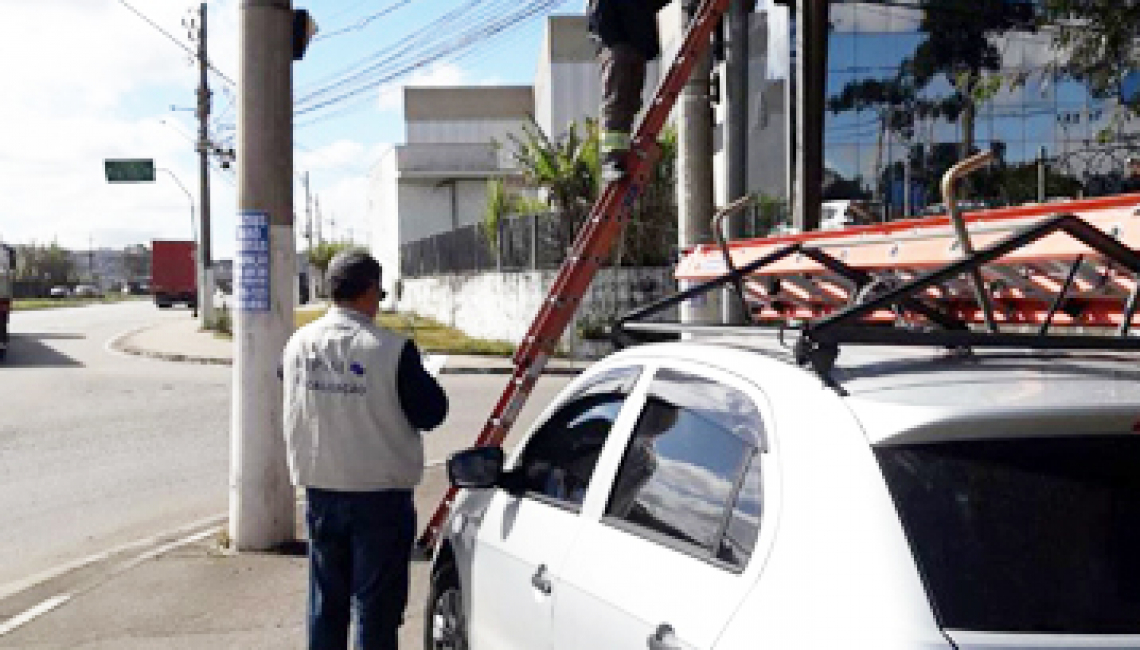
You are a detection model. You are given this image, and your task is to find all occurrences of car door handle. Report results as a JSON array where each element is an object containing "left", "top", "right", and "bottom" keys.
[
  {"left": 530, "top": 564, "right": 552, "bottom": 595},
  {"left": 647, "top": 623, "right": 684, "bottom": 650}
]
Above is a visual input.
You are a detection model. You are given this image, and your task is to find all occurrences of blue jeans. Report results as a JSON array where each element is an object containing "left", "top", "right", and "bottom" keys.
[{"left": 306, "top": 488, "right": 415, "bottom": 650}]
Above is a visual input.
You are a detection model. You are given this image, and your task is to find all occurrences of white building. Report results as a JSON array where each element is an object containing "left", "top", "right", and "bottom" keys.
[
  {"left": 367, "top": 9, "right": 780, "bottom": 301},
  {"left": 367, "top": 86, "right": 532, "bottom": 299}
]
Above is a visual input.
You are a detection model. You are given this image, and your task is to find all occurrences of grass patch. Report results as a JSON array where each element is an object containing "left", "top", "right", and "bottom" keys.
[
  {"left": 294, "top": 308, "right": 515, "bottom": 357},
  {"left": 13, "top": 295, "right": 145, "bottom": 311}
]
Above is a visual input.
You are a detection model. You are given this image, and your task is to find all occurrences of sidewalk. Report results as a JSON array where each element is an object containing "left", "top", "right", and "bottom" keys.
[
  {"left": 0, "top": 468, "right": 451, "bottom": 649},
  {"left": 110, "top": 312, "right": 592, "bottom": 375}
]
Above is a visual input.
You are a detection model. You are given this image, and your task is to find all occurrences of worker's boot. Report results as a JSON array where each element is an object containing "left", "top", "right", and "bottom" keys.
[{"left": 600, "top": 130, "right": 631, "bottom": 182}]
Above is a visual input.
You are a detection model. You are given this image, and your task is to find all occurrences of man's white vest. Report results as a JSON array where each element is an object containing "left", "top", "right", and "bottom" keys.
[{"left": 282, "top": 306, "right": 423, "bottom": 491}]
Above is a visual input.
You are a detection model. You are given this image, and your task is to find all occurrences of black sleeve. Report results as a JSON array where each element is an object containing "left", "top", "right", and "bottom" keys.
[{"left": 395, "top": 340, "right": 448, "bottom": 431}]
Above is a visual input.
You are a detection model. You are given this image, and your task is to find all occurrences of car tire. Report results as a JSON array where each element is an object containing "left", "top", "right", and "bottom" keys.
[{"left": 424, "top": 561, "right": 467, "bottom": 650}]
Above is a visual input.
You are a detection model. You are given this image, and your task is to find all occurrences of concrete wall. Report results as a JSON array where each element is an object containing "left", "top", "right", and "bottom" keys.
[{"left": 396, "top": 267, "right": 675, "bottom": 356}]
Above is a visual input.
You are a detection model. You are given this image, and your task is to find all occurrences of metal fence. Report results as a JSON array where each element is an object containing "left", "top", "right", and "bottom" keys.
[{"left": 402, "top": 212, "right": 600, "bottom": 277}]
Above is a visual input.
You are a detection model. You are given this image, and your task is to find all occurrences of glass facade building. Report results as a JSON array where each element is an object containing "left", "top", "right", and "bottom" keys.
[{"left": 761, "top": 0, "right": 1140, "bottom": 217}]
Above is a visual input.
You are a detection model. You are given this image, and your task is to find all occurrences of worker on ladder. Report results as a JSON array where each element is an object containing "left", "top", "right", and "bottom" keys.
[{"left": 589, "top": 0, "right": 672, "bottom": 182}]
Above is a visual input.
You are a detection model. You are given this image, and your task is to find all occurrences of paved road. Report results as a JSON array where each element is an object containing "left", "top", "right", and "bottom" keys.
[
  {"left": 0, "top": 301, "right": 573, "bottom": 600},
  {"left": 0, "top": 302, "right": 230, "bottom": 593}
]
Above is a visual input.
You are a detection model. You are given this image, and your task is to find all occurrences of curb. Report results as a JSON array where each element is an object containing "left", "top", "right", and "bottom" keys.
[
  {"left": 108, "top": 324, "right": 233, "bottom": 367},
  {"left": 116, "top": 347, "right": 233, "bottom": 366},
  {"left": 110, "top": 348, "right": 586, "bottom": 375},
  {"left": 110, "top": 328, "right": 589, "bottom": 375}
]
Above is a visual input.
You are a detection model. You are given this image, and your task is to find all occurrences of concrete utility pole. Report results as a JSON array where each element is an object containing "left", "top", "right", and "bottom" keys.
[
  {"left": 793, "top": 0, "right": 829, "bottom": 232},
  {"left": 678, "top": 1, "right": 720, "bottom": 325},
  {"left": 303, "top": 171, "right": 316, "bottom": 303},
  {"left": 314, "top": 196, "right": 323, "bottom": 244},
  {"left": 195, "top": 2, "right": 216, "bottom": 327},
  {"left": 721, "top": 0, "right": 750, "bottom": 324},
  {"left": 231, "top": 0, "right": 296, "bottom": 551}
]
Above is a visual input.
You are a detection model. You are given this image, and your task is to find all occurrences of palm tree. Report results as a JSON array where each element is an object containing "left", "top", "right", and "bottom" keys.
[
  {"left": 505, "top": 116, "right": 679, "bottom": 266},
  {"left": 507, "top": 116, "right": 601, "bottom": 250}
]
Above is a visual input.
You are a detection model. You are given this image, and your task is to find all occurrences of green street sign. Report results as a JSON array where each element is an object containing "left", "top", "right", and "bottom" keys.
[{"left": 104, "top": 159, "right": 156, "bottom": 183}]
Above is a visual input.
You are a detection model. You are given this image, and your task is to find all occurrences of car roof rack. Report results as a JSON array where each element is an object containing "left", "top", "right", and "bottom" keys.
[{"left": 614, "top": 203, "right": 1140, "bottom": 388}]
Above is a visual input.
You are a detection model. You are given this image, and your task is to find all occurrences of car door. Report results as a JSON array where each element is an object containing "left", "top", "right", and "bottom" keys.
[
  {"left": 467, "top": 365, "right": 645, "bottom": 650},
  {"left": 552, "top": 363, "right": 774, "bottom": 650}
]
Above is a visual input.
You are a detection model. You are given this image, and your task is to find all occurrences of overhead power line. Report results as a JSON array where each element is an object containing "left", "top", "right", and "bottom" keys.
[
  {"left": 294, "top": 21, "right": 538, "bottom": 131},
  {"left": 294, "top": 0, "right": 566, "bottom": 120},
  {"left": 315, "top": 0, "right": 414, "bottom": 41},
  {"left": 116, "top": 0, "right": 236, "bottom": 87}
]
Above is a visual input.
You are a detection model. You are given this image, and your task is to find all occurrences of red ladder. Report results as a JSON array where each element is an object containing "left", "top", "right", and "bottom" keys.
[{"left": 415, "top": 0, "right": 734, "bottom": 551}]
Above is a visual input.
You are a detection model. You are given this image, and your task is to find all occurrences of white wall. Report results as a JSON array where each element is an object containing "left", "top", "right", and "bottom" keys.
[
  {"left": 368, "top": 150, "right": 401, "bottom": 300},
  {"left": 395, "top": 267, "right": 675, "bottom": 357},
  {"left": 397, "top": 179, "right": 490, "bottom": 244},
  {"left": 407, "top": 119, "right": 527, "bottom": 150},
  {"left": 542, "top": 61, "right": 601, "bottom": 138}
]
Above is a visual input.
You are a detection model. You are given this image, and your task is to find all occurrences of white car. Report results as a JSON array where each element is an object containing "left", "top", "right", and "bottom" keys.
[
  {"left": 427, "top": 338, "right": 1140, "bottom": 649},
  {"left": 73, "top": 284, "right": 102, "bottom": 298}
]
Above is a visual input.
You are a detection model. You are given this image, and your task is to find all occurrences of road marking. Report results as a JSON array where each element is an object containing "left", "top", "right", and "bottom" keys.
[
  {"left": 0, "top": 521, "right": 224, "bottom": 638},
  {"left": 0, "top": 513, "right": 226, "bottom": 602},
  {"left": 0, "top": 594, "right": 72, "bottom": 636}
]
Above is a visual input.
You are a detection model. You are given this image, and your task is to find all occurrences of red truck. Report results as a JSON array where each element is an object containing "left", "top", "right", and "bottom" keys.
[
  {"left": 0, "top": 244, "right": 12, "bottom": 360},
  {"left": 151, "top": 240, "right": 197, "bottom": 309}
]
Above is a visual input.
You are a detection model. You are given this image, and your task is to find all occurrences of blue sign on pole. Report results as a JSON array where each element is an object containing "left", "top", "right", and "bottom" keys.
[{"left": 237, "top": 211, "right": 271, "bottom": 312}]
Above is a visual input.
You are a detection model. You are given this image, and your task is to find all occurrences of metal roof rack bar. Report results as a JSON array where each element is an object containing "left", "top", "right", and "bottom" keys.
[
  {"left": 617, "top": 211, "right": 1140, "bottom": 386},
  {"left": 806, "top": 213, "right": 1140, "bottom": 338}
]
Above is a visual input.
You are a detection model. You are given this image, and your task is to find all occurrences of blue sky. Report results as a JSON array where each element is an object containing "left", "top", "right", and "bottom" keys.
[{"left": 1, "top": 0, "right": 586, "bottom": 259}]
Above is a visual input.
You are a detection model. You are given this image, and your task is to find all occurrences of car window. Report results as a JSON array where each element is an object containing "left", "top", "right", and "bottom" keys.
[
  {"left": 876, "top": 435, "right": 1140, "bottom": 633},
  {"left": 604, "top": 369, "right": 766, "bottom": 570},
  {"left": 513, "top": 366, "right": 642, "bottom": 509}
]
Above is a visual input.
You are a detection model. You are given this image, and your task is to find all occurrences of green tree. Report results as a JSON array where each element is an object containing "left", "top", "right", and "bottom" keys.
[
  {"left": 307, "top": 240, "right": 357, "bottom": 275},
  {"left": 909, "top": 0, "right": 1013, "bottom": 159},
  {"left": 504, "top": 116, "right": 679, "bottom": 266},
  {"left": 1043, "top": 1, "right": 1140, "bottom": 101},
  {"left": 16, "top": 241, "right": 74, "bottom": 286},
  {"left": 507, "top": 116, "right": 601, "bottom": 249},
  {"left": 1042, "top": 1, "right": 1140, "bottom": 127},
  {"left": 481, "top": 178, "right": 544, "bottom": 247},
  {"left": 828, "top": 75, "right": 925, "bottom": 201},
  {"left": 620, "top": 124, "right": 678, "bottom": 266}
]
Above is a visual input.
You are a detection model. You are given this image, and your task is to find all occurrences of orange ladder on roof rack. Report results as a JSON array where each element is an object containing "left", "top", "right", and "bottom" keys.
[
  {"left": 613, "top": 200, "right": 1140, "bottom": 388},
  {"left": 415, "top": 0, "right": 734, "bottom": 552},
  {"left": 677, "top": 194, "right": 1140, "bottom": 328}
]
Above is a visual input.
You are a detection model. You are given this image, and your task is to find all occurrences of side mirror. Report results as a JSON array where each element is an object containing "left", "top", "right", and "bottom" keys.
[{"left": 447, "top": 446, "right": 505, "bottom": 489}]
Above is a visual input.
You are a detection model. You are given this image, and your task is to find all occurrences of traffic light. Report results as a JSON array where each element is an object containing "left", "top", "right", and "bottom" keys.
[{"left": 293, "top": 9, "right": 318, "bottom": 61}]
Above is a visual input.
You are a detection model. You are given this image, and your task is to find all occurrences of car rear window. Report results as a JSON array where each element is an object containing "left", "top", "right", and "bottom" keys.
[{"left": 876, "top": 436, "right": 1140, "bottom": 633}]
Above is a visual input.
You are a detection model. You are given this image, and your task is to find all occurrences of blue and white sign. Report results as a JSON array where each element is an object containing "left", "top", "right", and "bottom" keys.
[{"left": 237, "top": 211, "right": 271, "bottom": 312}]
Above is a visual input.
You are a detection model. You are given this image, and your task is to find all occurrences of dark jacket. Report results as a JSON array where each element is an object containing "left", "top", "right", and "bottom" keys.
[{"left": 588, "top": 0, "right": 671, "bottom": 61}]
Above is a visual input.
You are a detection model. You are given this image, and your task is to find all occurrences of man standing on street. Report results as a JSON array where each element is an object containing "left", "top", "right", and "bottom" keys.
[
  {"left": 589, "top": 0, "right": 671, "bottom": 181},
  {"left": 282, "top": 250, "right": 448, "bottom": 650}
]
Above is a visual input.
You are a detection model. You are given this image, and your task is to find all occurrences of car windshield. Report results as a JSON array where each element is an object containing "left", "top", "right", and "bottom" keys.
[{"left": 875, "top": 435, "right": 1140, "bottom": 634}]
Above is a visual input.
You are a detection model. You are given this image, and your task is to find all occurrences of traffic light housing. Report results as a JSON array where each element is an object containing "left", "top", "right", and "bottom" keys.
[{"left": 293, "top": 9, "right": 318, "bottom": 61}]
